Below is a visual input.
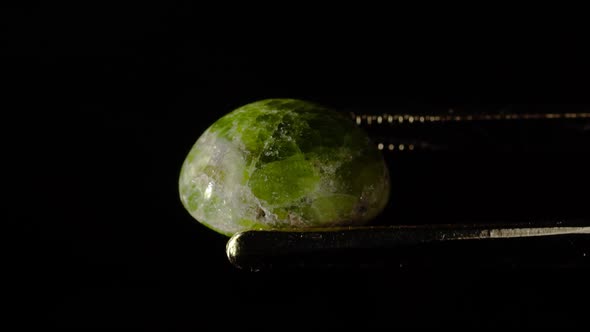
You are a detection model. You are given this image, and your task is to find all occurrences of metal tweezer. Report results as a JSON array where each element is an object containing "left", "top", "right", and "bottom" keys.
[{"left": 226, "top": 221, "right": 590, "bottom": 271}]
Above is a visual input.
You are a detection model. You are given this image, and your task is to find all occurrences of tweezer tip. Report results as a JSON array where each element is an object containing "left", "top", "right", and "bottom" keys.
[
  {"left": 226, "top": 232, "right": 242, "bottom": 267},
  {"left": 227, "top": 231, "right": 261, "bottom": 270}
]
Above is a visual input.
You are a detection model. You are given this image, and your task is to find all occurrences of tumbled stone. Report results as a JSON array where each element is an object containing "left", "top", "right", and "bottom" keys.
[{"left": 179, "top": 99, "right": 390, "bottom": 236}]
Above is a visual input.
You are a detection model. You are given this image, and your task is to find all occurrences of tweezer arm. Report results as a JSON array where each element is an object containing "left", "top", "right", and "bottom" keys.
[{"left": 227, "top": 223, "right": 590, "bottom": 271}]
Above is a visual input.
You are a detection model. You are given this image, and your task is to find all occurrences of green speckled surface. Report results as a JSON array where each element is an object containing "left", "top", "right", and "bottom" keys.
[{"left": 179, "top": 99, "right": 390, "bottom": 236}]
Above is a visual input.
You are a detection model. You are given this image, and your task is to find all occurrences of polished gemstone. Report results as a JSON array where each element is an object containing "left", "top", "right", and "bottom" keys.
[{"left": 179, "top": 99, "right": 390, "bottom": 236}]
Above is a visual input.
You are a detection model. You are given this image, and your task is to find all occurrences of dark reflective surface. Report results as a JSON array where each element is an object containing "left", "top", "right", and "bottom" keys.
[{"left": 6, "top": 5, "right": 590, "bottom": 328}]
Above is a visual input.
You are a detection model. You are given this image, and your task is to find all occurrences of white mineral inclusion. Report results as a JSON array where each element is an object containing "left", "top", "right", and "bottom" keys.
[
  {"left": 180, "top": 130, "right": 260, "bottom": 235},
  {"left": 179, "top": 99, "right": 390, "bottom": 236}
]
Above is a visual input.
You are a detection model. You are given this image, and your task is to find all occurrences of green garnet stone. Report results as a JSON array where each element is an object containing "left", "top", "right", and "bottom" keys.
[{"left": 179, "top": 99, "right": 390, "bottom": 236}]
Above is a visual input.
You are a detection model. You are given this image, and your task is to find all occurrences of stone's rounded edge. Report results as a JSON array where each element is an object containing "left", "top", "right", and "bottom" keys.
[
  {"left": 244, "top": 98, "right": 328, "bottom": 110},
  {"left": 381, "top": 162, "right": 391, "bottom": 213},
  {"left": 200, "top": 218, "right": 236, "bottom": 237},
  {"left": 177, "top": 121, "right": 253, "bottom": 237},
  {"left": 368, "top": 159, "right": 390, "bottom": 221}
]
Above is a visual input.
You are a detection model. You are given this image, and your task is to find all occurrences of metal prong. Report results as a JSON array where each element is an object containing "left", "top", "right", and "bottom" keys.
[{"left": 227, "top": 222, "right": 590, "bottom": 271}]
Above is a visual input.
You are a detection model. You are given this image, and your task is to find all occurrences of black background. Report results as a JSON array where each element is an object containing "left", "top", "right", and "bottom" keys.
[{"left": 4, "top": 3, "right": 590, "bottom": 328}]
